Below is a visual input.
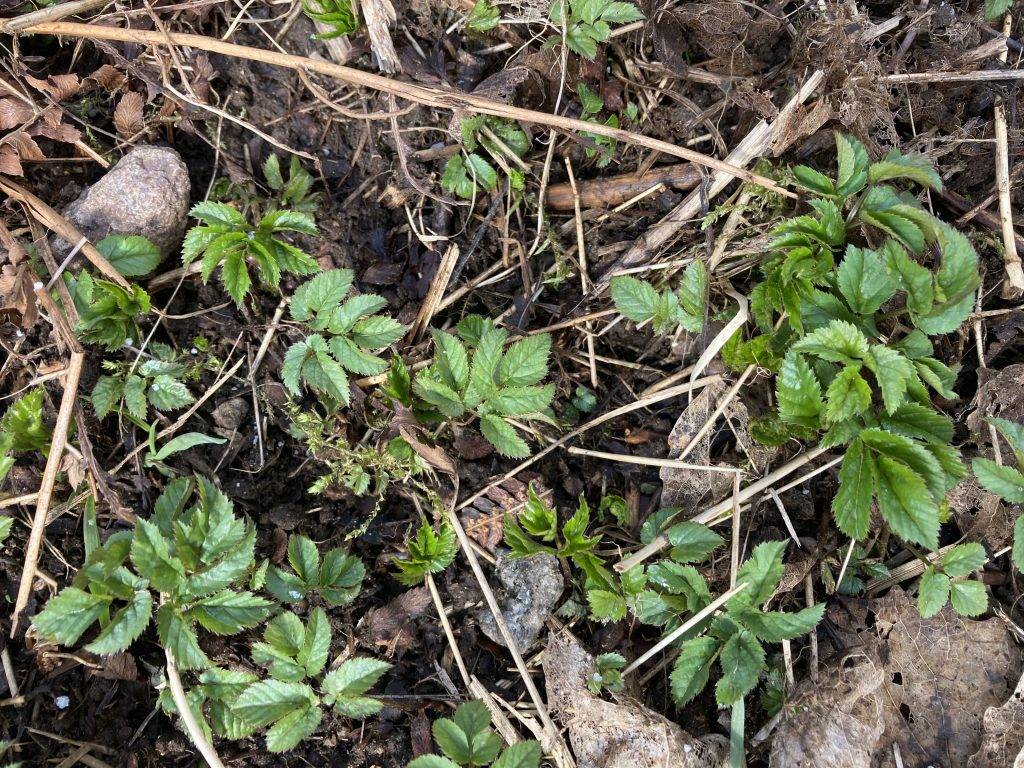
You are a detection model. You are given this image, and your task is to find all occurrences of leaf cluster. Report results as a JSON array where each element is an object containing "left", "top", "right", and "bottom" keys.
[
  {"left": 670, "top": 541, "right": 824, "bottom": 708},
  {"left": 917, "top": 542, "right": 987, "bottom": 618},
  {"left": 302, "top": 0, "right": 359, "bottom": 39},
  {"left": 266, "top": 533, "right": 365, "bottom": 607},
  {"left": 182, "top": 201, "right": 318, "bottom": 307},
  {"left": 282, "top": 269, "right": 405, "bottom": 406},
  {"left": 393, "top": 519, "right": 458, "bottom": 585},
  {"left": 740, "top": 133, "right": 980, "bottom": 553},
  {"left": 262, "top": 154, "right": 320, "bottom": 213},
  {"left": 33, "top": 476, "right": 272, "bottom": 670},
  {"left": 412, "top": 316, "right": 554, "bottom": 458},
  {"left": 610, "top": 260, "right": 708, "bottom": 335},
  {"left": 441, "top": 117, "right": 529, "bottom": 199},
  {"left": 407, "top": 701, "right": 541, "bottom": 768},
  {"left": 68, "top": 271, "right": 151, "bottom": 350},
  {"left": 548, "top": 0, "right": 644, "bottom": 60},
  {"left": 92, "top": 342, "right": 194, "bottom": 423},
  {"left": 0, "top": 387, "right": 50, "bottom": 488}
]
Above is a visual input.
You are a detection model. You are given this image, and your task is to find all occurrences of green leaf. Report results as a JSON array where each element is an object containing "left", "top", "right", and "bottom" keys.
[
  {"left": 130, "top": 518, "right": 184, "bottom": 593},
  {"left": 489, "top": 384, "right": 554, "bottom": 416},
  {"left": 677, "top": 260, "right": 708, "bottom": 317},
  {"left": 880, "top": 403, "right": 953, "bottom": 445},
  {"left": 413, "top": 375, "right": 466, "bottom": 418},
  {"left": 492, "top": 741, "right": 542, "bottom": 768},
  {"left": 985, "top": 0, "right": 1012, "bottom": 20},
  {"left": 408, "top": 757, "right": 461, "bottom": 768},
  {"left": 873, "top": 456, "right": 939, "bottom": 549},
  {"left": 191, "top": 590, "right": 272, "bottom": 635},
  {"left": 265, "top": 703, "right": 322, "bottom": 752},
  {"left": 917, "top": 567, "right": 950, "bottom": 618},
  {"left": 610, "top": 275, "right": 660, "bottom": 324},
  {"left": 233, "top": 679, "right": 317, "bottom": 728},
  {"left": 791, "top": 165, "right": 835, "bottom": 196},
  {"left": 1, "top": 387, "right": 50, "bottom": 452},
  {"left": 792, "top": 319, "right": 869, "bottom": 364},
  {"left": 837, "top": 245, "right": 897, "bottom": 315},
  {"left": 467, "top": 0, "right": 501, "bottom": 31},
  {"left": 883, "top": 240, "right": 933, "bottom": 315},
  {"left": 989, "top": 417, "right": 1024, "bottom": 467},
  {"left": 123, "top": 374, "right": 148, "bottom": 422},
  {"left": 949, "top": 579, "right": 988, "bottom": 616},
  {"left": 290, "top": 269, "right": 353, "bottom": 322},
  {"left": 33, "top": 587, "right": 108, "bottom": 645},
  {"left": 148, "top": 432, "right": 225, "bottom": 464},
  {"left": 715, "top": 629, "right": 764, "bottom": 706},
  {"left": 834, "top": 132, "right": 869, "bottom": 197},
  {"left": 824, "top": 365, "right": 872, "bottom": 425},
  {"left": 972, "top": 458, "right": 1024, "bottom": 503},
  {"left": 431, "top": 330, "right": 471, "bottom": 392},
  {"left": 298, "top": 607, "right": 331, "bottom": 678},
  {"left": 91, "top": 375, "right": 124, "bottom": 420},
  {"left": 833, "top": 438, "right": 874, "bottom": 540},
  {"left": 665, "top": 522, "right": 724, "bottom": 564},
  {"left": 156, "top": 604, "right": 210, "bottom": 670},
  {"left": 86, "top": 589, "right": 152, "bottom": 655},
  {"left": 599, "top": 0, "right": 644, "bottom": 23},
  {"left": 0, "top": 515, "right": 13, "bottom": 546},
  {"left": 479, "top": 415, "right": 530, "bottom": 458},
  {"left": 777, "top": 351, "right": 822, "bottom": 428},
  {"left": 868, "top": 149, "right": 942, "bottom": 190},
  {"left": 321, "top": 657, "right": 390, "bottom": 717},
  {"left": 498, "top": 334, "right": 551, "bottom": 387},
  {"left": 189, "top": 200, "right": 247, "bottom": 229},
  {"left": 732, "top": 603, "right": 824, "bottom": 642},
  {"left": 465, "top": 153, "right": 498, "bottom": 191},
  {"left": 96, "top": 234, "right": 162, "bottom": 277},
  {"left": 670, "top": 636, "right": 719, "bottom": 706},
  {"left": 221, "top": 250, "right": 252, "bottom": 307},
  {"left": 941, "top": 542, "right": 986, "bottom": 579},
  {"left": 864, "top": 344, "right": 915, "bottom": 415},
  {"left": 860, "top": 428, "right": 946, "bottom": 502},
  {"left": 733, "top": 541, "right": 787, "bottom": 607},
  {"left": 148, "top": 374, "right": 193, "bottom": 411},
  {"left": 587, "top": 589, "right": 626, "bottom": 623}
]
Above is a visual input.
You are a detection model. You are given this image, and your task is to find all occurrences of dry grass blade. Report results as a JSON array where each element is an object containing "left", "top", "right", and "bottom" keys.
[
  {"left": 4, "top": 22, "right": 791, "bottom": 197},
  {"left": 10, "top": 351, "right": 84, "bottom": 637}
]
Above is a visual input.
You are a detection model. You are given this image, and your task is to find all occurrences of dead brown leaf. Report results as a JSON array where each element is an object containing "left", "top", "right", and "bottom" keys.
[
  {"left": 113, "top": 91, "right": 145, "bottom": 137},
  {"left": 361, "top": 585, "right": 432, "bottom": 657},
  {"left": 0, "top": 98, "right": 34, "bottom": 130},
  {"left": 25, "top": 73, "right": 81, "bottom": 102}
]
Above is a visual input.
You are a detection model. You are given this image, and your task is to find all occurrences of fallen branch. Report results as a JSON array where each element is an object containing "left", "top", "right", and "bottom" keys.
[
  {"left": 877, "top": 68, "right": 1024, "bottom": 84},
  {"left": 1, "top": 21, "right": 791, "bottom": 198},
  {"left": 165, "top": 647, "right": 227, "bottom": 768},
  {"left": 545, "top": 163, "right": 702, "bottom": 211},
  {"left": 11, "top": 351, "right": 85, "bottom": 637}
]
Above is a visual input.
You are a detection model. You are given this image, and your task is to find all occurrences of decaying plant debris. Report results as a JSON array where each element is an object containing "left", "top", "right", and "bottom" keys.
[{"left": 0, "top": 0, "right": 1022, "bottom": 766}]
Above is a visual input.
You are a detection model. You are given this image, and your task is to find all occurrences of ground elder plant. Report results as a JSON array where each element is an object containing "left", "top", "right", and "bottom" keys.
[
  {"left": 33, "top": 476, "right": 272, "bottom": 669},
  {"left": 611, "top": 259, "right": 708, "bottom": 335},
  {"left": 733, "top": 133, "right": 979, "bottom": 561},
  {"left": 182, "top": 200, "right": 318, "bottom": 306},
  {"left": 547, "top": 0, "right": 644, "bottom": 60},
  {"left": 413, "top": 316, "right": 554, "bottom": 458},
  {"left": 407, "top": 701, "right": 542, "bottom": 768},
  {"left": 67, "top": 271, "right": 151, "bottom": 350},
  {"left": 0, "top": 387, "right": 49, "bottom": 488},
  {"left": 282, "top": 268, "right": 405, "bottom": 406},
  {"left": 92, "top": 342, "right": 194, "bottom": 423},
  {"left": 265, "top": 533, "right": 365, "bottom": 607},
  {"left": 442, "top": 116, "right": 530, "bottom": 199}
]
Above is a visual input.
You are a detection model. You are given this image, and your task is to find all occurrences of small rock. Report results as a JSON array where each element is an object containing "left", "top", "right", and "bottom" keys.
[
  {"left": 59, "top": 145, "right": 190, "bottom": 258},
  {"left": 211, "top": 397, "right": 249, "bottom": 433},
  {"left": 54, "top": 695, "right": 70, "bottom": 709},
  {"left": 476, "top": 552, "right": 562, "bottom": 650}
]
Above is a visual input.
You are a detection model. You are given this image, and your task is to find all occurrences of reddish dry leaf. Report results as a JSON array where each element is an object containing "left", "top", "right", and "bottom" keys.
[
  {"left": 362, "top": 586, "right": 432, "bottom": 657},
  {"left": 114, "top": 91, "right": 145, "bottom": 137},
  {"left": 85, "top": 64, "right": 126, "bottom": 91},
  {"left": 0, "top": 98, "right": 34, "bottom": 130},
  {"left": 25, "top": 73, "right": 81, "bottom": 101},
  {"left": 0, "top": 145, "right": 22, "bottom": 175}
]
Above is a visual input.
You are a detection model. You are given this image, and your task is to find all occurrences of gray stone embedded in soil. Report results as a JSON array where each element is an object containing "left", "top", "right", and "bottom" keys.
[
  {"left": 476, "top": 551, "right": 563, "bottom": 650},
  {"left": 58, "top": 145, "right": 190, "bottom": 258}
]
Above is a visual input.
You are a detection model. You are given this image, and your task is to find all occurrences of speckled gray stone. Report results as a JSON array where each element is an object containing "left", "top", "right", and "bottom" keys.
[
  {"left": 59, "top": 145, "right": 190, "bottom": 258},
  {"left": 476, "top": 551, "right": 563, "bottom": 650}
]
